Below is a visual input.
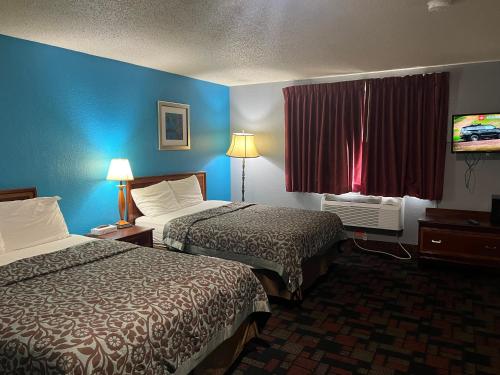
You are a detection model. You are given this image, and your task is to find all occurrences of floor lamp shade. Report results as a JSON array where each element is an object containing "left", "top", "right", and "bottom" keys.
[
  {"left": 226, "top": 132, "right": 260, "bottom": 202},
  {"left": 106, "top": 158, "right": 134, "bottom": 227},
  {"left": 226, "top": 132, "right": 260, "bottom": 158}
]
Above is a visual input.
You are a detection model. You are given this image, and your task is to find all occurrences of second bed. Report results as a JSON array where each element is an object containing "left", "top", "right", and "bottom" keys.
[{"left": 128, "top": 172, "right": 347, "bottom": 300}]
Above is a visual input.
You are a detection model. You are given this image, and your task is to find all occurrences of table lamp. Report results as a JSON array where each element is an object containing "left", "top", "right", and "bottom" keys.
[
  {"left": 106, "top": 158, "right": 134, "bottom": 228},
  {"left": 226, "top": 131, "right": 260, "bottom": 202}
]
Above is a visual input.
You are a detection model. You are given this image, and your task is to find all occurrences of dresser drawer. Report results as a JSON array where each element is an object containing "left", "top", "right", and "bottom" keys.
[{"left": 420, "top": 228, "right": 500, "bottom": 260}]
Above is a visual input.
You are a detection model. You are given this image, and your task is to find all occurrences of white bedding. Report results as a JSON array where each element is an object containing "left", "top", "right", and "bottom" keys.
[
  {"left": 0, "top": 235, "right": 96, "bottom": 266},
  {"left": 135, "top": 200, "right": 231, "bottom": 244}
]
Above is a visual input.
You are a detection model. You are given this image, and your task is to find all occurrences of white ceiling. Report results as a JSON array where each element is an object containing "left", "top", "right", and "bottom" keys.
[{"left": 1, "top": 0, "right": 500, "bottom": 86}]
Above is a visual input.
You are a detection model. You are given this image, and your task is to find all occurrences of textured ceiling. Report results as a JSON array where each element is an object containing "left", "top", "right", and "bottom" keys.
[{"left": 1, "top": 0, "right": 500, "bottom": 86}]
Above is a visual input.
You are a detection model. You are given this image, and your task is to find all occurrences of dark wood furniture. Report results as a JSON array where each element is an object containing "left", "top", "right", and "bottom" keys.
[
  {"left": 0, "top": 187, "right": 37, "bottom": 202},
  {"left": 86, "top": 226, "right": 154, "bottom": 248},
  {"left": 126, "top": 171, "right": 206, "bottom": 223},
  {"left": 418, "top": 208, "right": 500, "bottom": 267}
]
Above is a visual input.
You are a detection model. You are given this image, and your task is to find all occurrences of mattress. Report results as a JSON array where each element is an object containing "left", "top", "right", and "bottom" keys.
[
  {"left": 135, "top": 200, "right": 230, "bottom": 244},
  {"left": 0, "top": 234, "right": 96, "bottom": 266}
]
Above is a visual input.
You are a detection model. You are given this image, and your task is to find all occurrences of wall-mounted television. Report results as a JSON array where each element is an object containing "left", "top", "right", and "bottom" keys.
[{"left": 452, "top": 113, "right": 500, "bottom": 153}]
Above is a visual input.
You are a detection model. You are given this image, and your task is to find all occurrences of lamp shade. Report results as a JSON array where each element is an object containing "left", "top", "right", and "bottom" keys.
[
  {"left": 226, "top": 132, "right": 260, "bottom": 158},
  {"left": 106, "top": 159, "right": 134, "bottom": 181}
]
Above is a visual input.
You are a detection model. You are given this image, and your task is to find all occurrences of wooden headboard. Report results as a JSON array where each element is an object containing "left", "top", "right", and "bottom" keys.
[
  {"left": 0, "top": 187, "right": 37, "bottom": 202},
  {"left": 126, "top": 172, "right": 206, "bottom": 224}
]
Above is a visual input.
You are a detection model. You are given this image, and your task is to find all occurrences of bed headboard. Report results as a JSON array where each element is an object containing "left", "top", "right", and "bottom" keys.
[
  {"left": 0, "top": 187, "right": 37, "bottom": 202},
  {"left": 126, "top": 172, "right": 206, "bottom": 224}
]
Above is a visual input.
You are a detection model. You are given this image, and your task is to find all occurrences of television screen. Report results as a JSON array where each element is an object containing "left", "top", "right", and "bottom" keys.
[{"left": 452, "top": 113, "right": 500, "bottom": 153}]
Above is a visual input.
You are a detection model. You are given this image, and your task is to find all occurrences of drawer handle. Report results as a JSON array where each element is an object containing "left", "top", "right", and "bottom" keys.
[
  {"left": 485, "top": 245, "right": 497, "bottom": 250},
  {"left": 431, "top": 239, "right": 442, "bottom": 244}
]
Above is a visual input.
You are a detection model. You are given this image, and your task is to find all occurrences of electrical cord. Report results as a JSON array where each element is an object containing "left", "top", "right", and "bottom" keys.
[
  {"left": 464, "top": 153, "right": 481, "bottom": 192},
  {"left": 352, "top": 234, "right": 412, "bottom": 260}
]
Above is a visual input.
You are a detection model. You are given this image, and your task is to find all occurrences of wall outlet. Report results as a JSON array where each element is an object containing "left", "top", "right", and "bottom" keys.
[{"left": 353, "top": 230, "right": 368, "bottom": 241}]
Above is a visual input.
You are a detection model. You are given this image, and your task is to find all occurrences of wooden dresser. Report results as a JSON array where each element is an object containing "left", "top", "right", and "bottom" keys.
[{"left": 418, "top": 208, "right": 500, "bottom": 267}]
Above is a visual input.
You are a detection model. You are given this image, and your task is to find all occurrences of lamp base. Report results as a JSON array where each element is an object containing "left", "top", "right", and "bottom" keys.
[{"left": 116, "top": 220, "right": 133, "bottom": 229}]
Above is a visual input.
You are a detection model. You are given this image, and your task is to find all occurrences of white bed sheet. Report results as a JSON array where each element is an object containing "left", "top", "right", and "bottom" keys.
[
  {"left": 0, "top": 235, "right": 96, "bottom": 266},
  {"left": 135, "top": 200, "right": 231, "bottom": 244}
]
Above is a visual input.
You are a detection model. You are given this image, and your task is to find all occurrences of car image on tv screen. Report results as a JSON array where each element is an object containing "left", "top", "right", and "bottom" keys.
[{"left": 452, "top": 113, "right": 500, "bottom": 153}]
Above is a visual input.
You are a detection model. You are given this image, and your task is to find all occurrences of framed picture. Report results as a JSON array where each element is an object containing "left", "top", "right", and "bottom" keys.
[{"left": 157, "top": 101, "right": 190, "bottom": 150}]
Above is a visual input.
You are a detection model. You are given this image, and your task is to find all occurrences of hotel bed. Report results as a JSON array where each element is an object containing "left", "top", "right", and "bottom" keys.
[
  {"left": 0, "top": 187, "right": 270, "bottom": 375},
  {"left": 127, "top": 172, "right": 347, "bottom": 301}
]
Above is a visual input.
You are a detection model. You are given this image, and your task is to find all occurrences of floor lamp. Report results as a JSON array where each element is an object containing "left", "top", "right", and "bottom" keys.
[
  {"left": 226, "top": 131, "right": 260, "bottom": 202},
  {"left": 106, "top": 158, "right": 134, "bottom": 228}
]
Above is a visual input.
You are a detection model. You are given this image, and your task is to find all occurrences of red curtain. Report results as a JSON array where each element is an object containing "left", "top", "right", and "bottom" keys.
[
  {"left": 283, "top": 72, "right": 449, "bottom": 200},
  {"left": 283, "top": 80, "right": 367, "bottom": 194},
  {"left": 361, "top": 73, "right": 449, "bottom": 200}
]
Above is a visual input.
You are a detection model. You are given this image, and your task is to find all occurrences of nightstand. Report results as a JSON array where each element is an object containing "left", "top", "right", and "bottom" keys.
[{"left": 86, "top": 225, "right": 154, "bottom": 248}]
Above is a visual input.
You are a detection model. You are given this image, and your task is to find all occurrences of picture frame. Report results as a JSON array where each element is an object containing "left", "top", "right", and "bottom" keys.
[{"left": 157, "top": 101, "right": 190, "bottom": 150}]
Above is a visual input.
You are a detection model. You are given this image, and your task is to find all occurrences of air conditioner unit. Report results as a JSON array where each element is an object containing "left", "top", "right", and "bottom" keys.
[{"left": 321, "top": 194, "right": 403, "bottom": 231}]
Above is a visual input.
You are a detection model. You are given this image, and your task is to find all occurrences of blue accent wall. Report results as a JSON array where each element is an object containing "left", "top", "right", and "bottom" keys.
[{"left": 0, "top": 34, "right": 230, "bottom": 234}]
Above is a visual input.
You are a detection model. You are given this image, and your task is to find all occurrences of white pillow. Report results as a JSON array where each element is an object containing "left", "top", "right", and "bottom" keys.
[
  {"left": 0, "top": 196, "right": 70, "bottom": 252},
  {"left": 168, "top": 175, "right": 204, "bottom": 208},
  {"left": 130, "top": 181, "right": 181, "bottom": 217}
]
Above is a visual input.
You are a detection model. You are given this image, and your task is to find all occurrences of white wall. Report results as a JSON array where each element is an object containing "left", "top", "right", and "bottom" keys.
[{"left": 230, "top": 61, "right": 500, "bottom": 244}]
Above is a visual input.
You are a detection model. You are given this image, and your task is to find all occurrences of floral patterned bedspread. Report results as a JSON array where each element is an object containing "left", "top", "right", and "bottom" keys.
[
  {"left": 164, "top": 203, "right": 345, "bottom": 293},
  {"left": 0, "top": 240, "right": 270, "bottom": 374}
]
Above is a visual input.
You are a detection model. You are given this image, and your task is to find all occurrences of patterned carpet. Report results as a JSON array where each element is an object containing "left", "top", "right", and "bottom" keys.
[{"left": 230, "top": 247, "right": 500, "bottom": 375}]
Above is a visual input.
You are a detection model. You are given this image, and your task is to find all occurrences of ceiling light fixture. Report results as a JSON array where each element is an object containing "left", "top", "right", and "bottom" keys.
[{"left": 427, "top": 0, "right": 452, "bottom": 12}]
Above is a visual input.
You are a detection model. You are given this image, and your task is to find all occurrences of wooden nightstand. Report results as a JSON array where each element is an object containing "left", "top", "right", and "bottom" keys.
[{"left": 86, "top": 225, "right": 154, "bottom": 248}]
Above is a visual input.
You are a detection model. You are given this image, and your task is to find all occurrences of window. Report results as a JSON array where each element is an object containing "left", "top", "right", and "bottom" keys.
[{"left": 283, "top": 72, "right": 449, "bottom": 200}]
